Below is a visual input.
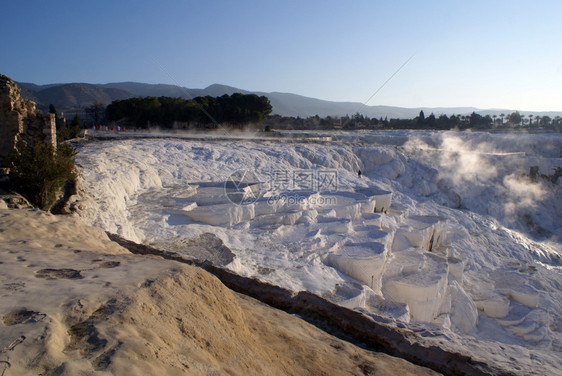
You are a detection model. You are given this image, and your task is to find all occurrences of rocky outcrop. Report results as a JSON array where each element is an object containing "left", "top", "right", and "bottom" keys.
[
  {"left": 0, "top": 191, "right": 33, "bottom": 209},
  {"left": 0, "top": 74, "right": 56, "bottom": 166},
  {"left": 108, "top": 233, "right": 517, "bottom": 376},
  {"left": 0, "top": 209, "right": 438, "bottom": 376}
]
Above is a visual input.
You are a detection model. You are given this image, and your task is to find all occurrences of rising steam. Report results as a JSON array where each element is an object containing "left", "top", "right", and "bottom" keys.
[{"left": 402, "top": 132, "right": 560, "bottom": 239}]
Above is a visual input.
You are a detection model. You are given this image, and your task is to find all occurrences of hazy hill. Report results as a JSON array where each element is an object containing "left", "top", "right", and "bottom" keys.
[
  {"left": 201, "top": 83, "right": 251, "bottom": 97},
  {"left": 250, "top": 90, "right": 477, "bottom": 119},
  {"left": 16, "top": 80, "right": 562, "bottom": 119},
  {"left": 34, "top": 84, "right": 132, "bottom": 112},
  {"left": 17, "top": 84, "right": 39, "bottom": 104},
  {"left": 102, "top": 82, "right": 193, "bottom": 98},
  {"left": 103, "top": 83, "right": 252, "bottom": 99}
]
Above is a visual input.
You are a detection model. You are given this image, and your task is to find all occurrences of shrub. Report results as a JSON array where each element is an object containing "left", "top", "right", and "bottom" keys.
[
  {"left": 58, "top": 125, "right": 82, "bottom": 142},
  {"left": 8, "top": 142, "right": 77, "bottom": 210}
]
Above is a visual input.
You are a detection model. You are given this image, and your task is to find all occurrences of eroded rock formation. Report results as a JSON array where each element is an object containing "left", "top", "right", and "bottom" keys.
[{"left": 0, "top": 74, "right": 56, "bottom": 165}]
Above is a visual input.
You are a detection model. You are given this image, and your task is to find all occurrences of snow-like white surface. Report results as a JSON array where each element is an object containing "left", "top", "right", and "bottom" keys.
[{"left": 76, "top": 130, "right": 562, "bottom": 375}]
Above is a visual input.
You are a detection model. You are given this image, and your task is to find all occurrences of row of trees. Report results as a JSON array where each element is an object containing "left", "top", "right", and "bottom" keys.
[
  {"left": 58, "top": 96, "right": 560, "bottom": 132},
  {"left": 105, "top": 93, "right": 272, "bottom": 128},
  {"left": 383, "top": 111, "right": 560, "bottom": 130},
  {"left": 387, "top": 111, "right": 495, "bottom": 130},
  {"left": 263, "top": 111, "right": 562, "bottom": 131}
]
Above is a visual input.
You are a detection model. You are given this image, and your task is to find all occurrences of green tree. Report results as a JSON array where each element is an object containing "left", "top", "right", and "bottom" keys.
[
  {"left": 426, "top": 113, "right": 436, "bottom": 128},
  {"left": 508, "top": 111, "right": 521, "bottom": 126},
  {"left": 70, "top": 114, "right": 82, "bottom": 128},
  {"left": 106, "top": 93, "right": 272, "bottom": 128},
  {"left": 540, "top": 116, "right": 552, "bottom": 127},
  {"left": 8, "top": 142, "right": 77, "bottom": 210},
  {"left": 417, "top": 110, "right": 425, "bottom": 126},
  {"left": 85, "top": 101, "right": 106, "bottom": 125},
  {"left": 58, "top": 114, "right": 82, "bottom": 141},
  {"left": 49, "top": 104, "right": 57, "bottom": 116},
  {"left": 469, "top": 112, "right": 489, "bottom": 128}
]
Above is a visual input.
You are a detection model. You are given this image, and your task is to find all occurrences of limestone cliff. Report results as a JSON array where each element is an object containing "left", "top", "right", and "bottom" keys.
[{"left": 0, "top": 74, "right": 56, "bottom": 166}]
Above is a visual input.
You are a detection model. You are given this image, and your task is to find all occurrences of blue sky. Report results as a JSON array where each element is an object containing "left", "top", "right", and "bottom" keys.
[{"left": 2, "top": 1, "right": 561, "bottom": 111}]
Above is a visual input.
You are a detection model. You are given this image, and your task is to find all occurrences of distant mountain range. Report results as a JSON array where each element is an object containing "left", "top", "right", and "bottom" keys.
[{"left": 16, "top": 80, "right": 562, "bottom": 119}]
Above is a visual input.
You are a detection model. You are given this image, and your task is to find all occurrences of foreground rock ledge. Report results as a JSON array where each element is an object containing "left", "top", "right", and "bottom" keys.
[
  {"left": 109, "top": 234, "right": 517, "bottom": 376},
  {"left": 0, "top": 208, "right": 438, "bottom": 375}
]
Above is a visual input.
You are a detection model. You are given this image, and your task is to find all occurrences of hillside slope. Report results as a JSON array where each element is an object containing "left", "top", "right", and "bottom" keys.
[
  {"left": 19, "top": 80, "right": 561, "bottom": 119},
  {"left": 33, "top": 83, "right": 132, "bottom": 112}
]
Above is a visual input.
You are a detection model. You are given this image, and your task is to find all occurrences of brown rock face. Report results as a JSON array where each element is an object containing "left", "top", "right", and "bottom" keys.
[{"left": 0, "top": 74, "right": 56, "bottom": 165}]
